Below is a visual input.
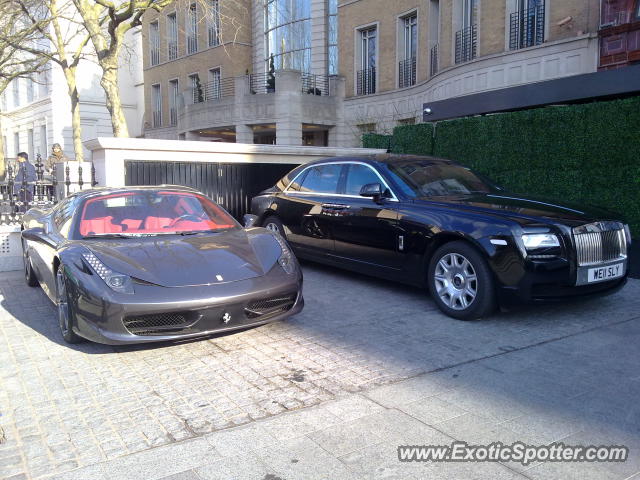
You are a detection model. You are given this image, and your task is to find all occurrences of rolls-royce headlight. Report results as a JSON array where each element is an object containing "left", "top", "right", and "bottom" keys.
[
  {"left": 272, "top": 234, "right": 296, "bottom": 274},
  {"left": 624, "top": 224, "right": 632, "bottom": 244},
  {"left": 82, "top": 252, "right": 134, "bottom": 293},
  {"left": 521, "top": 233, "right": 560, "bottom": 250}
]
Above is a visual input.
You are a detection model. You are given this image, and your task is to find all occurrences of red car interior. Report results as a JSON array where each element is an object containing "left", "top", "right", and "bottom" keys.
[{"left": 79, "top": 193, "right": 236, "bottom": 236}]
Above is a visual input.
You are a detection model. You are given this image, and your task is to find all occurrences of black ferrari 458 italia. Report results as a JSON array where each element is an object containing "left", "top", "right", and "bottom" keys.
[
  {"left": 251, "top": 154, "right": 631, "bottom": 320},
  {"left": 21, "top": 186, "right": 303, "bottom": 344}
]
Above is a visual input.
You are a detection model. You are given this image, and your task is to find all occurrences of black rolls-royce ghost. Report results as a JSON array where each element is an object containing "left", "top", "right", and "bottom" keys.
[
  {"left": 21, "top": 186, "right": 303, "bottom": 344},
  {"left": 250, "top": 155, "right": 631, "bottom": 320}
]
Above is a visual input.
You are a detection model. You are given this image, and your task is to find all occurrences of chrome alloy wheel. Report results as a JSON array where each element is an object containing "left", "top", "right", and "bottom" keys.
[
  {"left": 434, "top": 253, "right": 478, "bottom": 310},
  {"left": 56, "top": 269, "right": 71, "bottom": 336}
]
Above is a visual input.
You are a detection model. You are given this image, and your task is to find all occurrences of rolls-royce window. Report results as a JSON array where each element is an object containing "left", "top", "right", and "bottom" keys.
[
  {"left": 345, "top": 164, "right": 381, "bottom": 195},
  {"left": 388, "top": 161, "right": 499, "bottom": 197},
  {"left": 299, "top": 164, "right": 342, "bottom": 194}
]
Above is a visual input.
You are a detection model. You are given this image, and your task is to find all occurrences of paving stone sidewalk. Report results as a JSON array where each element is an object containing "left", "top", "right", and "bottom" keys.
[{"left": 1, "top": 263, "right": 640, "bottom": 479}]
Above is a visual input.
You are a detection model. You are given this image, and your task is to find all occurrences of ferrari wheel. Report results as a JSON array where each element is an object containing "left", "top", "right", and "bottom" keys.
[
  {"left": 56, "top": 266, "right": 83, "bottom": 344},
  {"left": 263, "top": 216, "right": 285, "bottom": 238},
  {"left": 23, "top": 244, "right": 38, "bottom": 287}
]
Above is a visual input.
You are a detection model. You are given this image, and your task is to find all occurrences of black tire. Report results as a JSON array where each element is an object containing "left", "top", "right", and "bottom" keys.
[
  {"left": 22, "top": 242, "right": 38, "bottom": 287},
  {"left": 55, "top": 265, "right": 83, "bottom": 344},
  {"left": 262, "top": 216, "right": 286, "bottom": 238},
  {"left": 427, "top": 241, "right": 496, "bottom": 321}
]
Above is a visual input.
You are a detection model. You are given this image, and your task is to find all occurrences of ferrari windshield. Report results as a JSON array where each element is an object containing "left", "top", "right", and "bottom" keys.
[
  {"left": 388, "top": 161, "right": 500, "bottom": 197},
  {"left": 78, "top": 191, "right": 239, "bottom": 237}
]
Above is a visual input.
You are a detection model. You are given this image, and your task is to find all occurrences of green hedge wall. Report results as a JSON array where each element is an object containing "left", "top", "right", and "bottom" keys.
[
  {"left": 361, "top": 133, "right": 392, "bottom": 151},
  {"left": 362, "top": 97, "right": 640, "bottom": 234}
]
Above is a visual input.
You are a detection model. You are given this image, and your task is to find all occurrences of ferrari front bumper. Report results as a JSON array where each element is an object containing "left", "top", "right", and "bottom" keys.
[{"left": 68, "top": 267, "right": 303, "bottom": 345}]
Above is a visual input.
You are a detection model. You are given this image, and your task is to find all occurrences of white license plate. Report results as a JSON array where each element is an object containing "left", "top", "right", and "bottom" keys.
[{"left": 587, "top": 263, "right": 625, "bottom": 283}]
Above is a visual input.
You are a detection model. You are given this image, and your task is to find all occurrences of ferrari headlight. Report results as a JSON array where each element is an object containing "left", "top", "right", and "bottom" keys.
[
  {"left": 521, "top": 233, "right": 560, "bottom": 250},
  {"left": 82, "top": 252, "right": 133, "bottom": 293},
  {"left": 272, "top": 234, "right": 296, "bottom": 275}
]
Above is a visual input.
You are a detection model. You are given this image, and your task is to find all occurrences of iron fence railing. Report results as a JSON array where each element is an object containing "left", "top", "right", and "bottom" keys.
[
  {"left": 168, "top": 41, "right": 178, "bottom": 60},
  {"left": 152, "top": 110, "right": 162, "bottom": 128},
  {"left": 191, "top": 77, "right": 235, "bottom": 104},
  {"left": 430, "top": 43, "right": 439, "bottom": 76},
  {"left": 302, "top": 73, "right": 330, "bottom": 96},
  {"left": 398, "top": 57, "right": 416, "bottom": 88},
  {"left": 455, "top": 24, "right": 478, "bottom": 64},
  {"left": 249, "top": 73, "right": 275, "bottom": 95},
  {"left": 150, "top": 47, "right": 160, "bottom": 66},
  {"left": 169, "top": 107, "right": 177, "bottom": 126},
  {"left": 0, "top": 154, "right": 97, "bottom": 226},
  {"left": 356, "top": 67, "right": 376, "bottom": 95},
  {"left": 509, "top": 4, "right": 545, "bottom": 50}
]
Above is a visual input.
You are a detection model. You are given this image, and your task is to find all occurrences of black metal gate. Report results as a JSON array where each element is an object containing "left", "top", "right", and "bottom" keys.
[{"left": 125, "top": 161, "right": 295, "bottom": 220}]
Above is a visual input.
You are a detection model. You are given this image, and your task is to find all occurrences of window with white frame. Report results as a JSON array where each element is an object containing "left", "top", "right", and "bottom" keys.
[
  {"left": 328, "top": 0, "right": 338, "bottom": 75},
  {"left": 26, "top": 77, "right": 34, "bottom": 102},
  {"left": 455, "top": 0, "right": 478, "bottom": 63},
  {"left": 151, "top": 84, "right": 162, "bottom": 128},
  {"left": 1, "top": 91, "right": 6, "bottom": 110},
  {"left": 168, "top": 79, "right": 179, "bottom": 126},
  {"left": 14, "top": 132, "right": 19, "bottom": 156},
  {"left": 149, "top": 20, "right": 160, "bottom": 65},
  {"left": 167, "top": 12, "right": 178, "bottom": 60},
  {"left": 399, "top": 13, "right": 417, "bottom": 88},
  {"left": 510, "top": 0, "right": 545, "bottom": 50},
  {"left": 186, "top": 3, "right": 198, "bottom": 54},
  {"left": 12, "top": 80, "right": 19, "bottom": 108},
  {"left": 27, "top": 129, "right": 34, "bottom": 159},
  {"left": 40, "top": 124, "right": 47, "bottom": 157},
  {"left": 208, "top": 68, "right": 221, "bottom": 100},
  {"left": 208, "top": 0, "right": 221, "bottom": 47},
  {"left": 357, "top": 27, "right": 377, "bottom": 95}
]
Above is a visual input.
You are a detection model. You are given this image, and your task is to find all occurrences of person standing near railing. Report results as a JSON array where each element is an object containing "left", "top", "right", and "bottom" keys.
[{"left": 14, "top": 152, "right": 36, "bottom": 212}]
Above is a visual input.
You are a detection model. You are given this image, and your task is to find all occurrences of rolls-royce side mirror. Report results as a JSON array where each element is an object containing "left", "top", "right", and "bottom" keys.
[
  {"left": 243, "top": 214, "right": 259, "bottom": 228},
  {"left": 360, "top": 183, "right": 383, "bottom": 199}
]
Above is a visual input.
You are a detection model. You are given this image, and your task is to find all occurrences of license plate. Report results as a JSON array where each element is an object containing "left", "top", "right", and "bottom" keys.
[{"left": 587, "top": 263, "right": 625, "bottom": 283}]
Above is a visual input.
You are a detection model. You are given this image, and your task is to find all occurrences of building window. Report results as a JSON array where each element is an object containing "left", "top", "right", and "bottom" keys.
[
  {"left": 186, "top": 3, "right": 198, "bottom": 54},
  {"left": 40, "top": 124, "right": 47, "bottom": 158},
  {"left": 14, "top": 132, "right": 19, "bottom": 156},
  {"left": 265, "top": 0, "right": 312, "bottom": 72},
  {"left": 168, "top": 79, "right": 179, "bottom": 126},
  {"left": 328, "top": 0, "right": 338, "bottom": 75},
  {"left": 357, "top": 123, "right": 376, "bottom": 134},
  {"left": 37, "top": 66, "right": 50, "bottom": 97},
  {"left": 208, "top": 0, "right": 221, "bottom": 47},
  {"left": 27, "top": 129, "right": 34, "bottom": 159},
  {"left": 207, "top": 68, "right": 221, "bottom": 100},
  {"left": 1, "top": 91, "right": 6, "bottom": 110},
  {"left": 12, "top": 80, "right": 19, "bottom": 108},
  {"left": 510, "top": 0, "right": 545, "bottom": 50},
  {"left": 151, "top": 84, "right": 162, "bottom": 128},
  {"left": 189, "top": 73, "right": 203, "bottom": 103},
  {"left": 357, "top": 27, "right": 377, "bottom": 95},
  {"left": 26, "top": 78, "right": 35, "bottom": 103},
  {"left": 455, "top": 0, "right": 478, "bottom": 63},
  {"left": 167, "top": 13, "right": 178, "bottom": 60},
  {"left": 399, "top": 13, "right": 417, "bottom": 88},
  {"left": 149, "top": 21, "right": 160, "bottom": 66}
]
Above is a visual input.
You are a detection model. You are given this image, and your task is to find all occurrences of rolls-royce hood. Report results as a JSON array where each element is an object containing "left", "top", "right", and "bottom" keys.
[
  {"left": 413, "top": 192, "right": 622, "bottom": 227},
  {"left": 82, "top": 230, "right": 281, "bottom": 287}
]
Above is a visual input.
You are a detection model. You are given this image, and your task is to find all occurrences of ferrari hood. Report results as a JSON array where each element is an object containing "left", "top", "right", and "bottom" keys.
[{"left": 83, "top": 230, "right": 281, "bottom": 287}]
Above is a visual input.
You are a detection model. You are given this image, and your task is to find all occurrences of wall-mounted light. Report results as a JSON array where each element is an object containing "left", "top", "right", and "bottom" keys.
[{"left": 423, "top": 107, "right": 433, "bottom": 116}]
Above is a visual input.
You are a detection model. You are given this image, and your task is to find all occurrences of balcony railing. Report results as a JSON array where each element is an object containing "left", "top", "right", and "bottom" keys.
[
  {"left": 168, "top": 41, "right": 178, "bottom": 60},
  {"left": 302, "top": 73, "right": 329, "bottom": 96},
  {"left": 169, "top": 107, "right": 177, "bottom": 126},
  {"left": 455, "top": 25, "right": 477, "bottom": 64},
  {"left": 208, "top": 26, "right": 220, "bottom": 47},
  {"left": 398, "top": 57, "right": 416, "bottom": 88},
  {"left": 152, "top": 110, "right": 161, "bottom": 128},
  {"left": 510, "top": 4, "right": 545, "bottom": 50},
  {"left": 191, "top": 77, "right": 235, "bottom": 104},
  {"left": 430, "top": 43, "right": 439, "bottom": 76},
  {"left": 356, "top": 67, "right": 376, "bottom": 95},
  {"left": 249, "top": 73, "right": 275, "bottom": 94},
  {"left": 187, "top": 35, "right": 197, "bottom": 54}
]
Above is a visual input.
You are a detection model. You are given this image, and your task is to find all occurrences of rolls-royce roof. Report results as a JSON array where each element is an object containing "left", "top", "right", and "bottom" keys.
[{"left": 307, "top": 154, "right": 458, "bottom": 166}]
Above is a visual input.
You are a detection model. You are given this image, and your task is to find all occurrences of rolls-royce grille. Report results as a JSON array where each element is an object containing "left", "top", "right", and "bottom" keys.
[
  {"left": 245, "top": 293, "right": 296, "bottom": 319},
  {"left": 573, "top": 228, "right": 627, "bottom": 266},
  {"left": 124, "top": 312, "right": 190, "bottom": 335}
]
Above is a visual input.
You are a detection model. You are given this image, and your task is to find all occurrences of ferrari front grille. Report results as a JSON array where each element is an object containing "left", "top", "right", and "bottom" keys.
[
  {"left": 245, "top": 293, "right": 297, "bottom": 319},
  {"left": 123, "top": 312, "right": 191, "bottom": 335}
]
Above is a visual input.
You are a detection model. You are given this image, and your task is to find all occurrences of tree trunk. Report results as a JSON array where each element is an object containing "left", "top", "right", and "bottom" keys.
[
  {"left": 100, "top": 58, "right": 129, "bottom": 138},
  {"left": 63, "top": 66, "right": 84, "bottom": 162}
]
